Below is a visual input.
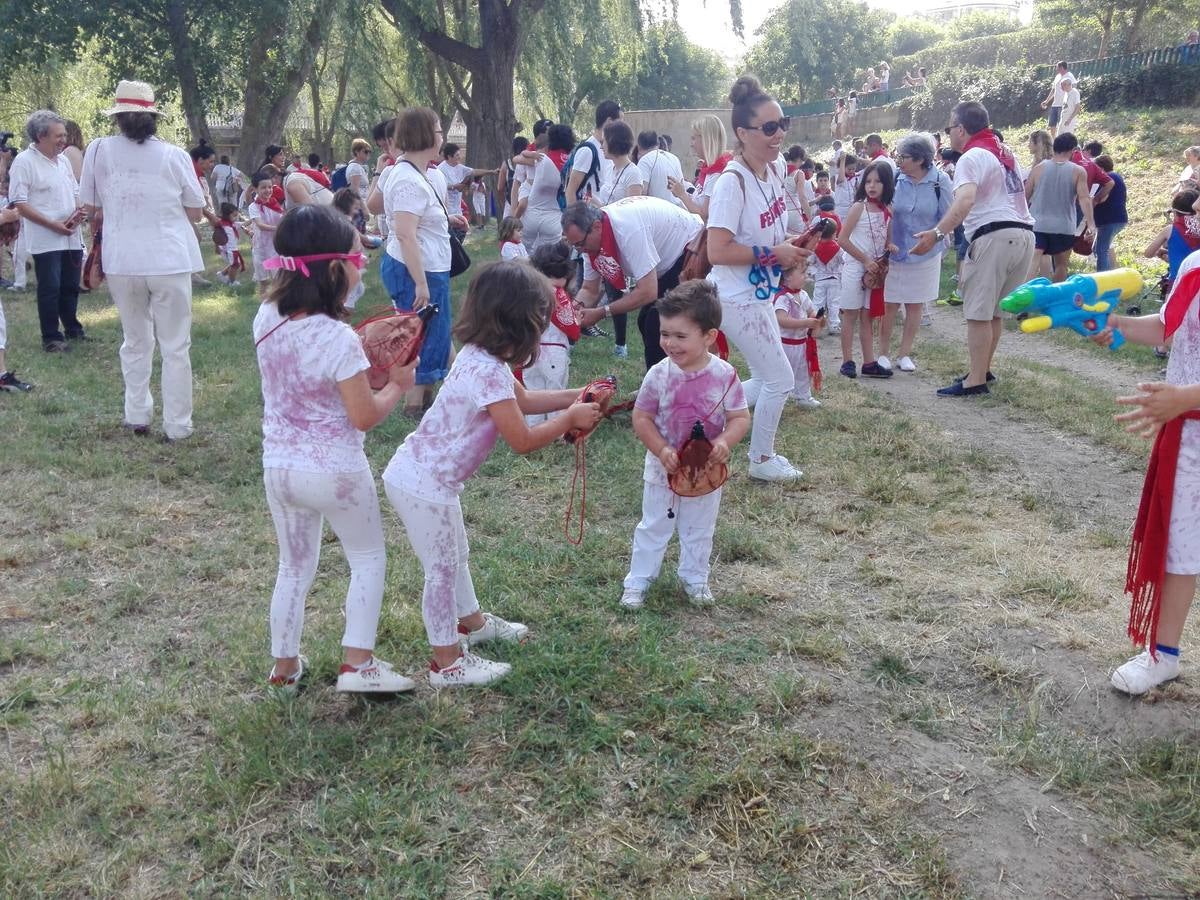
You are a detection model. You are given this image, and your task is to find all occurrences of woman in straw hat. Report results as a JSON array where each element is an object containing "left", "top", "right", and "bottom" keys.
[{"left": 78, "top": 80, "right": 207, "bottom": 441}]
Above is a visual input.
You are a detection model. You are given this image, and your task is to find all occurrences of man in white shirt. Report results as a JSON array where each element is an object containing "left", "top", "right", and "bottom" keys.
[
  {"left": 1040, "top": 61, "right": 1077, "bottom": 138},
  {"left": 1060, "top": 83, "right": 1082, "bottom": 132},
  {"left": 565, "top": 99, "right": 621, "bottom": 205},
  {"left": 211, "top": 156, "right": 244, "bottom": 208},
  {"left": 636, "top": 130, "right": 684, "bottom": 206},
  {"left": 6, "top": 110, "right": 85, "bottom": 352},
  {"left": 436, "top": 143, "right": 496, "bottom": 241},
  {"left": 79, "top": 80, "right": 206, "bottom": 440},
  {"left": 562, "top": 197, "right": 702, "bottom": 369},
  {"left": 912, "top": 101, "right": 1034, "bottom": 397}
]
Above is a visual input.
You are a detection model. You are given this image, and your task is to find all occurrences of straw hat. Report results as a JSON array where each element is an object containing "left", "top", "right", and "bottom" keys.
[{"left": 103, "top": 80, "right": 164, "bottom": 117}]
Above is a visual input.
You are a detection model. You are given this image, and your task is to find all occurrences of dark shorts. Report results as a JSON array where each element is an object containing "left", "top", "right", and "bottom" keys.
[
  {"left": 1034, "top": 231, "right": 1076, "bottom": 255},
  {"left": 1047, "top": 106, "right": 1061, "bottom": 127}
]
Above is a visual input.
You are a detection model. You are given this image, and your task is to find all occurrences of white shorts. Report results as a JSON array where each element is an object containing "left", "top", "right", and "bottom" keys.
[
  {"left": 840, "top": 262, "right": 869, "bottom": 312},
  {"left": 885, "top": 253, "right": 941, "bottom": 304}
]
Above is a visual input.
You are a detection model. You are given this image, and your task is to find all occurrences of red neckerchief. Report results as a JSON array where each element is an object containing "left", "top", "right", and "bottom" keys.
[
  {"left": 870, "top": 149, "right": 887, "bottom": 160},
  {"left": 814, "top": 187, "right": 832, "bottom": 197},
  {"left": 547, "top": 149, "right": 570, "bottom": 171},
  {"left": 551, "top": 286, "right": 581, "bottom": 342},
  {"left": 1163, "top": 265, "right": 1200, "bottom": 338},
  {"left": 294, "top": 167, "right": 331, "bottom": 189},
  {"left": 193, "top": 162, "right": 207, "bottom": 184},
  {"left": 814, "top": 238, "right": 841, "bottom": 265},
  {"left": 1172, "top": 214, "right": 1200, "bottom": 251},
  {"left": 589, "top": 213, "right": 626, "bottom": 291},
  {"left": 865, "top": 199, "right": 891, "bottom": 318},
  {"left": 271, "top": 184, "right": 285, "bottom": 206},
  {"left": 786, "top": 164, "right": 797, "bottom": 175},
  {"left": 1127, "top": 410, "right": 1200, "bottom": 655},
  {"left": 697, "top": 153, "right": 732, "bottom": 189},
  {"left": 256, "top": 195, "right": 284, "bottom": 215},
  {"left": 219, "top": 218, "right": 238, "bottom": 237},
  {"left": 961, "top": 128, "right": 1017, "bottom": 175}
]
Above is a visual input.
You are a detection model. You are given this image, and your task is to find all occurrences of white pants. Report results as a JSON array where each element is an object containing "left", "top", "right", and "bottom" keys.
[
  {"left": 782, "top": 340, "right": 813, "bottom": 399},
  {"left": 108, "top": 272, "right": 194, "bottom": 439},
  {"left": 385, "top": 483, "right": 481, "bottom": 647},
  {"left": 721, "top": 301, "right": 794, "bottom": 461},
  {"left": 522, "top": 344, "right": 570, "bottom": 425},
  {"left": 0, "top": 298, "right": 6, "bottom": 351},
  {"left": 812, "top": 277, "right": 840, "bottom": 328},
  {"left": 11, "top": 226, "right": 30, "bottom": 288},
  {"left": 264, "top": 468, "right": 386, "bottom": 658},
  {"left": 624, "top": 481, "right": 722, "bottom": 590},
  {"left": 523, "top": 205, "right": 563, "bottom": 253}
]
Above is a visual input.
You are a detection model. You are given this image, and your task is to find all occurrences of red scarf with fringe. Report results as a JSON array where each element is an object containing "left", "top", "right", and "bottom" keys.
[
  {"left": 1126, "top": 272, "right": 1200, "bottom": 655},
  {"left": 589, "top": 213, "right": 626, "bottom": 291},
  {"left": 865, "top": 199, "right": 891, "bottom": 317},
  {"left": 551, "top": 286, "right": 581, "bottom": 342},
  {"left": 962, "top": 128, "right": 1017, "bottom": 175}
]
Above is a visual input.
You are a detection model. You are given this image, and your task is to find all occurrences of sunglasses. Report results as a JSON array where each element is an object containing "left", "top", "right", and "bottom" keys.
[{"left": 745, "top": 117, "right": 792, "bottom": 137}]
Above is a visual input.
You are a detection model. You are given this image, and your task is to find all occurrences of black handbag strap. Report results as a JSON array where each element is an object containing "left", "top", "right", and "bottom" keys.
[{"left": 402, "top": 159, "right": 452, "bottom": 225}]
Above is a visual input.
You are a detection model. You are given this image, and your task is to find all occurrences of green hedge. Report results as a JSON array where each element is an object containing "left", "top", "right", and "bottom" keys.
[
  {"left": 909, "top": 67, "right": 1045, "bottom": 133},
  {"left": 1083, "top": 63, "right": 1200, "bottom": 110},
  {"left": 891, "top": 26, "right": 1100, "bottom": 76}
]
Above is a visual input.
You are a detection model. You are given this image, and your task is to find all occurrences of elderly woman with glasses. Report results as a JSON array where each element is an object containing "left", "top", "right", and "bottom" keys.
[{"left": 878, "top": 132, "right": 953, "bottom": 373}]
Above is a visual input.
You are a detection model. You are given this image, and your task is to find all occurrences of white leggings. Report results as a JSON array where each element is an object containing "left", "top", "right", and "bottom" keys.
[
  {"left": 522, "top": 345, "right": 570, "bottom": 425},
  {"left": 721, "top": 301, "right": 794, "bottom": 461},
  {"left": 624, "top": 481, "right": 722, "bottom": 590},
  {"left": 384, "top": 483, "right": 481, "bottom": 647},
  {"left": 812, "top": 277, "right": 841, "bottom": 328},
  {"left": 782, "top": 341, "right": 813, "bottom": 399},
  {"left": 264, "top": 467, "right": 386, "bottom": 658}
]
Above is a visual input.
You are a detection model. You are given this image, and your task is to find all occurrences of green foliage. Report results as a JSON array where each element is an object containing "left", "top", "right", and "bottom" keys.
[
  {"left": 1034, "top": 0, "right": 1190, "bottom": 55},
  {"left": 908, "top": 65, "right": 1046, "bottom": 132},
  {"left": 629, "top": 23, "right": 729, "bottom": 109},
  {"left": 891, "top": 26, "right": 1101, "bottom": 76},
  {"left": 885, "top": 17, "right": 946, "bottom": 57},
  {"left": 744, "top": 0, "right": 896, "bottom": 102},
  {"left": 946, "top": 11, "right": 1022, "bottom": 42},
  {"left": 1083, "top": 62, "right": 1200, "bottom": 110}
]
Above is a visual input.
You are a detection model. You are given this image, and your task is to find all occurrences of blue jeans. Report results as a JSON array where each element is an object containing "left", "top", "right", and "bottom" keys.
[
  {"left": 34, "top": 249, "right": 84, "bottom": 345},
  {"left": 380, "top": 254, "right": 451, "bottom": 385},
  {"left": 1093, "top": 223, "right": 1125, "bottom": 271}
]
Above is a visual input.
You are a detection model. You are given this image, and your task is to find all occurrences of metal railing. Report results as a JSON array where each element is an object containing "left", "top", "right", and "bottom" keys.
[
  {"left": 782, "top": 86, "right": 918, "bottom": 119},
  {"left": 1034, "top": 44, "right": 1200, "bottom": 80}
]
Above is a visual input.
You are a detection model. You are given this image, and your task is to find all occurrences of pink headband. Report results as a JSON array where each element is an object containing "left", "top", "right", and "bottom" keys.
[{"left": 263, "top": 252, "right": 366, "bottom": 277}]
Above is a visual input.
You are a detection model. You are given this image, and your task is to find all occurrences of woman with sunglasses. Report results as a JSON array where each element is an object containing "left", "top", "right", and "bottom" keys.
[
  {"left": 254, "top": 204, "right": 418, "bottom": 694},
  {"left": 705, "top": 75, "right": 808, "bottom": 483}
]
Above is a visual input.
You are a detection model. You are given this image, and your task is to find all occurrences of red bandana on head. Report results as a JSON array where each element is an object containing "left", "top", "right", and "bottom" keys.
[
  {"left": 961, "top": 128, "right": 1017, "bottom": 175},
  {"left": 589, "top": 213, "right": 626, "bottom": 291}
]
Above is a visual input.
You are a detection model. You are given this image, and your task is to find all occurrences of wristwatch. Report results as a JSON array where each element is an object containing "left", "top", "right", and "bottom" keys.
[{"left": 933, "top": 228, "right": 946, "bottom": 241}]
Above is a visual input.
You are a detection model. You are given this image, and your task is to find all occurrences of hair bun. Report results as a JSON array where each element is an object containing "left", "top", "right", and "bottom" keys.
[{"left": 728, "top": 75, "right": 764, "bottom": 107}]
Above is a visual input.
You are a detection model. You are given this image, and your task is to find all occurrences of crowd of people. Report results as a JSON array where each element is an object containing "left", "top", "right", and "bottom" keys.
[{"left": 1, "top": 71, "right": 1196, "bottom": 703}]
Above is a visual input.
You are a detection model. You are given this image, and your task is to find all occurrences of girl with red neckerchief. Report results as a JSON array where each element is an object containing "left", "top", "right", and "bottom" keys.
[
  {"left": 669, "top": 114, "right": 730, "bottom": 221},
  {"left": 1093, "top": 250, "right": 1200, "bottom": 696},
  {"left": 498, "top": 216, "right": 529, "bottom": 261},
  {"left": 248, "top": 173, "right": 284, "bottom": 298},
  {"left": 836, "top": 160, "right": 898, "bottom": 379}
]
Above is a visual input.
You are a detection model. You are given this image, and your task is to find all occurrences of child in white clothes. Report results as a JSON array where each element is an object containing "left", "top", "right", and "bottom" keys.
[
  {"left": 471, "top": 176, "right": 488, "bottom": 227},
  {"left": 522, "top": 240, "right": 580, "bottom": 424},
  {"left": 837, "top": 160, "right": 898, "bottom": 379},
  {"left": 498, "top": 216, "right": 529, "bottom": 261},
  {"left": 253, "top": 206, "right": 416, "bottom": 694},
  {"left": 216, "top": 202, "right": 246, "bottom": 286},
  {"left": 807, "top": 209, "right": 844, "bottom": 332},
  {"left": 621, "top": 281, "right": 750, "bottom": 610},
  {"left": 832, "top": 153, "right": 860, "bottom": 220},
  {"left": 383, "top": 260, "right": 602, "bottom": 688},
  {"left": 774, "top": 266, "right": 825, "bottom": 409},
  {"left": 248, "top": 174, "right": 284, "bottom": 298}
]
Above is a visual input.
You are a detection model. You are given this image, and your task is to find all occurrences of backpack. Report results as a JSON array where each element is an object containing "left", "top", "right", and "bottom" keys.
[
  {"left": 557, "top": 139, "right": 602, "bottom": 210},
  {"left": 329, "top": 164, "right": 350, "bottom": 192}
]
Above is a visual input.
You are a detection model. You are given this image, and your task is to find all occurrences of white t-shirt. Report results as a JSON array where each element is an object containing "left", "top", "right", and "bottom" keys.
[
  {"left": 1179, "top": 164, "right": 1196, "bottom": 185},
  {"left": 633, "top": 354, "right": 747, "bottom": 486},
  {"left": 580, "top": 196, "right": 703, "bottom": 284},
  {"left": 383, "top": 343, "right": 516, "bottom": 502},
  {"left": 7, "top": 145, "right": 80, "bottom": 254},
  {"left": 1061, "top": 88, "right": 1081, "bottom": 124},
  {"left": 78, "top": 136, "right": 204, "bottom": 276},
  {"left": 519, "top": 154, "right": 564, "bottom": 217},
  {"left": 773, "top": 289, "right": 817, "bottom": 341},
  {"left": 953, "top": 146, "right": 1034, "bottom": 238},
  {"left": 599, "top": 161, "right": 643, "bottom": 205},
  {"left": 383, "top": 160, "right": 451, "bottom": 273},
  {"left": 637, "top": 149, "right": 684, "bottom": 206},
  {"left": 1051, "top": 72, "right": 1077, "bottom": 106},
  {"left": 253, "top": 304, "right": 371, "bottom": 474},
  {"left": 705, "top": 158, "right": 790, "bottom": 306},
  {"left": 833, "top": 172, "right": 859, "bottom": 219},
  {"left": 283, "top": 172, "right": 333, "bottom": 209},
  {"left": 248, "top": 200, "right": 283, "bottom": 258},
  {"left": 346, "top": 161, "right": 369, "bottom": 199},
  {"left": 500, "top": 241, "right": 529, "bottom": 261},
  {"left": 212, "top": 163, "right": 243, "bottom": 197},
  {"left": 437, "top": 161, "right": 472, "bottom": 214},
  {"left": 569, "top": 136, "right": 611, "bottom": 200}
]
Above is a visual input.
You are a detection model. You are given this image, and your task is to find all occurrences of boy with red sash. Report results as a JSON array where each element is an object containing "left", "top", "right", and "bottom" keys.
[
  {"left": 773, "top": 264, "right": 824, "bottom": 409},
  {"left": 1095, "top": 251, "right": 1200, "bottom": 694}
]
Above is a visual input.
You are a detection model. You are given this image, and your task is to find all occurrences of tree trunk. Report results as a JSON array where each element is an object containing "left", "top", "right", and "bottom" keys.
[
  {"left": 1096, "top": 7, "right": 1114, "bottom": 58},
  {"left": 235, "top": 0, "right": 338, "bottom": 174},
  {"left": 1126, "top": 0, "right": 1150, "bottom": 53},
  {"left": 164, "top": 0, "right": 212, "bottom": 147}
]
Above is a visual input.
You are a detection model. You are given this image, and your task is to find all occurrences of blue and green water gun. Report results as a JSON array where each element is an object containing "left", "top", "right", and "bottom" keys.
[{"left": 998, "top": 268, "right": 1144, "bottom": 350}]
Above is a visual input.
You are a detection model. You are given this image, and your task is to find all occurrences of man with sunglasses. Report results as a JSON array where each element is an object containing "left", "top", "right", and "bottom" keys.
[
  {"left": 912, "top": 101, "right": 1034, "bottom": 397},
  {"left": 563, "top": 197, "right": 702, "bottom": 369}
]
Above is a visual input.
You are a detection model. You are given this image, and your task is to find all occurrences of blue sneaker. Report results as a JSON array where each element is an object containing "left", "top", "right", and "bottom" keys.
[{"left": 613, "top": 344, "right": 628, "bottom": 359}]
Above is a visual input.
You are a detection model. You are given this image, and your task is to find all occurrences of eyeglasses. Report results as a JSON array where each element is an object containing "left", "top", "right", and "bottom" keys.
[
  {"left": 264, "top": 252, "right": 369, "bottom": 276},
  {"left": 945, "top": 123, "right": 962, "bottom": 135},
  {"left": 745, "top": 117, "right": 792, "bottom": 137}
]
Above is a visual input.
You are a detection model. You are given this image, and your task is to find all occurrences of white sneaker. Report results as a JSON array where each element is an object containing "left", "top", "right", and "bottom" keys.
[
  {"left": 828, "top": 324, "right": 841, "bottom": 335},
  {"left": 215, "top": 272, "right": 231, "bottom": 285},
  {"left": 921, "top": 313, "right": 933, "bottom": 327},
  {"left": 793, "top": 395, "right": 821, "bottom": 409},
  {"left": 898, "top": 356, "right": 916, "bottom": 372},
  {"left": 620, "top": 586, "right": 645, "bottom": 610},
  {"left": 429, "top": 649, "right": 512, "bottom": 688},
  {"left": 876, "top": 354, "right": 891, "bottom": 370},
  {"left": 337, "top": 656, "right": 416, "bottom": 693},
  {"left": 267, "top": 655, "right": 307, "bottom": 693},
  {"left": 685, "top": 583, "right": 715, "bottom": 607},
  {"left": 748, "top": 455, "right": 802, "bottom": 482},
  {"left": 461, "top": 611, "right": 528, "bottom": 646},
  {"left": 1110, "top": 649, "right": 1180, "bottom": 695}
]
